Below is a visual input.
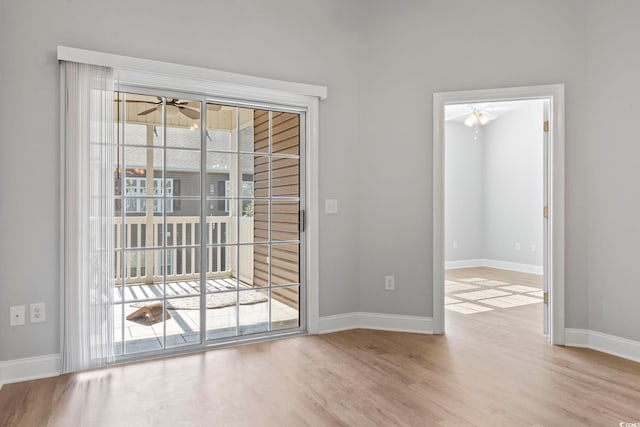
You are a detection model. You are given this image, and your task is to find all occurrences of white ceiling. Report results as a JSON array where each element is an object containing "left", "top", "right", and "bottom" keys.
[{"left": 444, "top": 100, "right": 540, "bottom": 124}]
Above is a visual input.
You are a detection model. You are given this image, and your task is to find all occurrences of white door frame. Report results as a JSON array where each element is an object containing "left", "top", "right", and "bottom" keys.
[{"left": 432, "top": 84, "right": 565, "bottom": 345}]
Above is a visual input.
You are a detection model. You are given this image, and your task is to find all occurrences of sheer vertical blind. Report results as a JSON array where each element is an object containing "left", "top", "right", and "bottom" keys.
[{"left": 61, "top": 61, "right": 115, "bottom": 372}]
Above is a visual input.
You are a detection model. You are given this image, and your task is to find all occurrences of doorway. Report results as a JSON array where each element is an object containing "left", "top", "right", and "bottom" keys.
[
  {"left": 432, "top": 85, "right": 565, "bottom": 344},
  {"left": 113, "top": 89, "right": 306, "bottom": 359}
]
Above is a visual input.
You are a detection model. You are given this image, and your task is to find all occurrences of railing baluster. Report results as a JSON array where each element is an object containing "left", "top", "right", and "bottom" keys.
[
  {"left": 181, "top": 222, "right": 186, "bottom": 277},
  {"left": 125, "top": 223, "right": 132, "bottom": 278},
  {"left": 115, "top": 222, "right": 121, "bottom": 282},
  {"left": 208, "top": 221, "right": 217, "bottom": 273},
  {"left": 115, "top": 216, "right": 228, "bottom": 284},
  {"left": 206, "top": 221, "right": 210, "bottom": 274},
  {"left": 217, "top": 222, "right": 222, "bottom": 273},
  {"left": 191, "top": 220, "right": 196, "bottom": 274}
]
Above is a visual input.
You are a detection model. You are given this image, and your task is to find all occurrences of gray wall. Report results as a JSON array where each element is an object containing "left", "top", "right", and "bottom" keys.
[
  {"left": 3, "top": 0, "right": 640, "bottom": 361},
  {"left": 356, "top": 0, "right": 589, "bottom": 323},
  {"left": 0, "top": 0, "right": 362, "bottom": 360},
  {"left": 484, "top": 102, "right": 544, "bottom": 266},
  {"left": 586, "top": 0, "right": 640, "bottom": 341},
  {"left": 444, "top": 123, "right": 485, "bottom": 261}
]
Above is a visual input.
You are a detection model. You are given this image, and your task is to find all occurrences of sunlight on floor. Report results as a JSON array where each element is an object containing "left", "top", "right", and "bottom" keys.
[{"left": 445, "top": 276, "right": 542, "bottom": 315}]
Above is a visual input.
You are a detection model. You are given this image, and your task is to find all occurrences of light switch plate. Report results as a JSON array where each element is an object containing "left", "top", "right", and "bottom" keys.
[{"left": 325, "top": 199, "right": 339, "bottom": 214}]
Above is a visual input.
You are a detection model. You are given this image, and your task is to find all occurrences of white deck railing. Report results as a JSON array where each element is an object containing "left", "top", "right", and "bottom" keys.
[{"left": 114, "top": 216, "right": 234, "bottom": 285}]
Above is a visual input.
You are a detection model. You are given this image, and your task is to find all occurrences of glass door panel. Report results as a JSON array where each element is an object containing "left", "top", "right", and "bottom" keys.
[
  {"left": 113, "top": 93, "right": 304, "bottom": 360},
  {"left": 205, "top": 104, "right": 303, "bottom": 341},
  {"left": 114, "top": 91, "right": 204, "bottom": 356},
  {"left": 272, "top": 286, "right": 300, "bottom": 331}
]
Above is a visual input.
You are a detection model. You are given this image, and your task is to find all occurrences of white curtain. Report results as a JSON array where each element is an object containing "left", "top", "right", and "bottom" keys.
[{"left": 62, "top": 61, "right": 115, "bottom": 372}]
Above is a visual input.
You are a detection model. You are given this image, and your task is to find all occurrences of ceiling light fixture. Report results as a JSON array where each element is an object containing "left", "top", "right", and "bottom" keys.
[{"left": 464, "top": 110, "right": 490, "bottom": 127}]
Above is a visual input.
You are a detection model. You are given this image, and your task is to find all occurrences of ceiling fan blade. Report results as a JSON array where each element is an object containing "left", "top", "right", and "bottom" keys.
[
  {"left": 208, "top": 104, "right": 222, "bottom": 111},
  {"left": 138, "top": 106, "right": 160, "bottom": 116},
  {"left": 178, "top": 106, "right": 201, "bottom": 120},
  {"left": 173, "top": 100, "right": 201, "bottom": 109}
]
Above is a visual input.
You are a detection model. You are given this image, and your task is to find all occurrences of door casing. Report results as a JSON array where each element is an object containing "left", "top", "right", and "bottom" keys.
[{"left": 432, "top": 84, "right": 565, "bottom": 344}]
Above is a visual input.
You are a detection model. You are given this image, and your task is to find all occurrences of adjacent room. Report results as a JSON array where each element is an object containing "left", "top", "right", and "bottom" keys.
[{"left": 444, "top": 100, "right": 546, "bottom": 329}]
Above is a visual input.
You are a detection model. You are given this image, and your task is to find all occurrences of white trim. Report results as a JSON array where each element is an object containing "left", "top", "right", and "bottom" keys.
[
  {"left": 306, "top": 97, "right": 321, "bottom": 334},
  {"left": 564, "top": 328, "right": 590, "bottom": 347},
  {"left": 433, "top": 84, "right": 565, "bottom": 344},
  {"left": 318, "top": 312, "right": 433, "bottom": 335},
  {"left": 57, "top": 46, "right": 327, "bottom": 100},
  {"left": 0, "top": 354, "right": 61, "bottom": 388},
  {"left": 445, "top": 259, "right": 543, "bottom": 275},
  {"left": 484, "top": 259, "right": 543, "bottom": 275},
  {"left": 318, "top": 313, "right": 358, "bottom": 333},
  {"left": 565, "top": 329, "right": 640, "bottom": 363}
]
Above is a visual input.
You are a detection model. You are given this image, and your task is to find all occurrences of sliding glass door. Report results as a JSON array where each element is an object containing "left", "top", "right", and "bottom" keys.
[{"left": 113, "top": 91, "right": 304, "bottom": 357}]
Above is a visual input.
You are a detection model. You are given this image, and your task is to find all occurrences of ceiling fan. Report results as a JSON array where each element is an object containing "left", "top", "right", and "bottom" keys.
[
  {"left": 115, "top": 97, "right": 222, "bottom": 120},
  {"left": 445, "top": 104, "right": 498, "bottom": 127},
  {"left": 137, "top": 97, "right": 200, "bottom": 120}
]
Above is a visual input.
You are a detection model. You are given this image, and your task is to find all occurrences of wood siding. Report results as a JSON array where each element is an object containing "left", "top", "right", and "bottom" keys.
[{"left": 253, "top": 110, "right": 300, "bottom": 309}]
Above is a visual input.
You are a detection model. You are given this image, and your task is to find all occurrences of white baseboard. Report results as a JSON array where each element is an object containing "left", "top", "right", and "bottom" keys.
[
  {"left": 446, "top": 258, "right": 543, "bottom": 275},
  {"left": 565, "top": 329, "right": 640, "bottom": 363},
  {"left": 484, "top": 259, "right": 543, "bottom": 275},
  {"left": 564, "top": 328, "right": 590, "bottom": 347},
  {"left": 318, "top": 312, "right": 433, "bottom": 335},
  {"left": 444, "top": 259, "right": 485, "bottom": 269},
  {"left": 0, "top": 354, "right": 61, "bottom": 388}
]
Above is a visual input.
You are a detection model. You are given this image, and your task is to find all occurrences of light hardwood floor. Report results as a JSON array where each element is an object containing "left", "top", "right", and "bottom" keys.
[{"left": 1, "top": 268, "right": 639, "bottom": 426}]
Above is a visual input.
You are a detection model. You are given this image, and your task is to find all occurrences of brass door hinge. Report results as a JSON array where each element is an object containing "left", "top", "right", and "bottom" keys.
[
  {"left": 543, "top": 206, "right": 548, "bottom": 219},
  {"left": 543, "top": 292, "right": 548, "bottom": 304},
  {"left": 543, "top": 120, "right": 549, "bottom": 132}
]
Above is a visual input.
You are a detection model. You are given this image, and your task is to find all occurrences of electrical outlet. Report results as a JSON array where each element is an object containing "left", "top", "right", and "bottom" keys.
[
  {"left": 515, "top": 242, "right": 521, "bottom": 250},
  {"left": 30, "top": 302, "right": 46, "bottom": 324},
  {"left": 10, "top": 305, "right": 26, "bottom": 326},
  {"left": 453, "top": 240, "right": 458, "bottom": 249},
  {"left": 531, "top": 244, "right": 536, "bottom": 252},
  {"left": 384, "top": 275, "right": 396, "bottom": 291}
]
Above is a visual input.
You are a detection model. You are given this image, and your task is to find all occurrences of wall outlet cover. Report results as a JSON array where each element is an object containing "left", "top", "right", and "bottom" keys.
[
  {"left": 30, "top": 302, "right": 46, "bottom": 323},
  {"left": 10, "top": 305, "right": 26, "bottom": 326},
  {"left": 384, "top": 275, "right": 396, "bottom": 291}
]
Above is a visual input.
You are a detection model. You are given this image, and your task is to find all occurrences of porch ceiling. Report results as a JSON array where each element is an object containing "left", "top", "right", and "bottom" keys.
[{"left": 115, "top": 93, "right": 254, "bottom": 130}]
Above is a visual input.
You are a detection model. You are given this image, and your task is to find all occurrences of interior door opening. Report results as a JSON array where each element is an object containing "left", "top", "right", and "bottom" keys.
[
  {"left": 442, "top": 99, "right": 549, "bottom": 334},
  {"left": 433, "top": 85, "right": 565, "bottom": 344}
]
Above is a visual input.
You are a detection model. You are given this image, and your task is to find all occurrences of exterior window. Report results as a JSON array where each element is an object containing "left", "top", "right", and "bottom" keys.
[{"left": 124, "top": 177, "right": 173, "bottom": 213}]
